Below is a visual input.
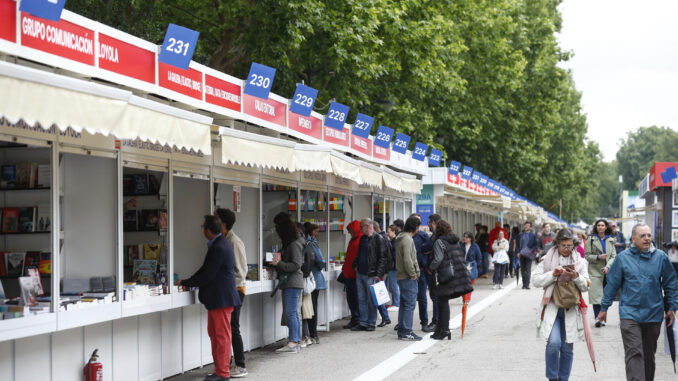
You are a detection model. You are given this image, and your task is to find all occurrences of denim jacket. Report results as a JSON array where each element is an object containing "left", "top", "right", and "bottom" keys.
[{"left": 307, "top": 235, "right": 327, "bottom": 290}]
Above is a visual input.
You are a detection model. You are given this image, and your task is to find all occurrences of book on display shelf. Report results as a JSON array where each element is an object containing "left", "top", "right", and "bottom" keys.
[
  {"left": 19, "top": 276, "right": 37, "bottom": 306},
  {"left": 140, "top": 209, "right": 160, "bottom": 230},
  {"left": 15, "top": 163, "right": 32, "bottom": 188},
  {"left": 27, "top": 268, "right": 44, "bottom": 295},
  {"left": 39, "top": 252, "right": 51, "bottom": 274},
  {"left": 5, "top": 252, "right": 26, "bottom": 277},
  {"left": 0, "top": 252, "right": 6, "bottom": 276},
  {"left": 123, "top": 210, "right": 137, "bottom": 231},
  {"left": 0, "top": 278, "right": 5, "bottom": 299},
  {"left": 246, "top": 264, "right": 259, "bottom": 281},
  {"left": 158, "top": 210, "right": 168, "bottom": 230},
  {"left": 37, "top": 164, "right": 50, "bottom": 188},
  {"left": 143, "top": 243, "right": 162, "bottom": 261},
  {"left": 132, "top": 174, "right": 149, "bottom": 195},
  {"left": 125, "top": 244, "right": 140, "bottom": 266},
  {"left": 24, "top": 251, "right": 41, "bottom": 271},
  {"left": 132, "top": 259, "right": 157, "bottom": 284},
  {"left": 1, "top": 164, "right": 16, "bottom": 188},
  {"left": 17, "top": 207, "right": 36, "bottom": 233},
  {"left": 36, "top": 205, "right": 51, "bottom": 232},
  {"left": 1, "top": 207, "right": 19, "bottom": 232}
]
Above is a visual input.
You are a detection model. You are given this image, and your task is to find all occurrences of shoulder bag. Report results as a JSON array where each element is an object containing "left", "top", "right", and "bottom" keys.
[{"left": 552, "top": 280, "right": 580, "bottom": 309}]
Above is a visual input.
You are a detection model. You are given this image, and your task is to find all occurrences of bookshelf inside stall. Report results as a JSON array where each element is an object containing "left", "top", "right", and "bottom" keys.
[
  {"left": 299, "top": 188, "right": 329, "bottom": 263},
  {"left": 0, "top": 141, "right": 52, "bottom": 319},
  {"left": 122, "top": 167, "right": 169, "bottom": 299},
  {"left": 327, "top": 192, "right": 350, "bottom": 268},
  {"left": 261, "top": 183, "right": 297, "bottom": 281}
]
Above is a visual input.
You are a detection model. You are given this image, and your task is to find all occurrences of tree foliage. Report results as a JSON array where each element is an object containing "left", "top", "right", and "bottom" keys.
[{"left": 65, "top": 0, "right": 604, "bottom": 222}]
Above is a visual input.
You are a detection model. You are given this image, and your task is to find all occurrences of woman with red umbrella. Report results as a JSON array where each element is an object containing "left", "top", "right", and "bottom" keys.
[{"left": 533, "top": 228, "right": 590, "bottom": 381}]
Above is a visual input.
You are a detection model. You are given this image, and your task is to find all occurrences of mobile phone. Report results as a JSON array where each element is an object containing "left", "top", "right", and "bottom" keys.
[{"left": 563, "top": 265, "right": 575, "bottom": 271}]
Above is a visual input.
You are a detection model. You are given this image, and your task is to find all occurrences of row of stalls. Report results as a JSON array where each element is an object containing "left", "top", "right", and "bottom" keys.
[{"left": 636, "top": 162, "right": 678, "bottom": 245}]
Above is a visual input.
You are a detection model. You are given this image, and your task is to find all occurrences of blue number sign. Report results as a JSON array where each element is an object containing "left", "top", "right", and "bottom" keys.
[
  {"left": 392, "top": 133, "right": 411, "bottom": 154},
  {"left": 158, "top": 24, "right": 200, "bottom": 70},
  {"left": 461, "top": 166, "right": 473, "bottom": 180},
  {"left": 448, "top": 160, "right": 461, "bottom": 176},
  {"left": 374, "top": 126, "right": 394, "bottom": 148},
  {"left": 412, "top": 142, "right": 428, "bottom": 161},
  {"left": 325, "top": 102, "right": 350, "bottom": 130},
  {"left": 289, "top": 84, "right": 318, "bottom": 117},
  {"left": 471, "top": 171, "right": 481, "bottom": 184},
  {"left": 243, "top": 62, "right": 276, "bottom": 99},
  {"left": 479, "top": 174, "right": 489, "bottom": 187},
  {"left": 429, "top": 149, "right": 443, "bottom": 166},
  {"left": 351, "top": 113, "right": 373, "bottom": 137},
  {"left": 20, "top": 0, "right": 66, "bottom": 22}
]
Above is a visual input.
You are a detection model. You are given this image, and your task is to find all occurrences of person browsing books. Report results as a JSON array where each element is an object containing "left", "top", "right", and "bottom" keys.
[{"left": 176, "top": 215, "right": 241, "bottom": 381}]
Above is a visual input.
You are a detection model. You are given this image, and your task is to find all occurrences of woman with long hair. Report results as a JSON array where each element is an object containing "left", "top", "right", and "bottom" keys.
[{"left": 584, "top": 219, "right": 616, "bottom": 327}]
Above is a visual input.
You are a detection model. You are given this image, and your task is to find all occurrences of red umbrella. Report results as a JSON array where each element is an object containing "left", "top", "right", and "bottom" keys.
[
  {"left": 579, "top": 298, "right": 597, "bottom": 372},
  {"left": 461, "top": 280, "right": 474, "bottom": 339}
]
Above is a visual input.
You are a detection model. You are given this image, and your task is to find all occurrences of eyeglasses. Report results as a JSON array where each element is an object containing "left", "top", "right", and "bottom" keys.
[{"left": 559, "top": 245, "right": 574, "bottom": 250}]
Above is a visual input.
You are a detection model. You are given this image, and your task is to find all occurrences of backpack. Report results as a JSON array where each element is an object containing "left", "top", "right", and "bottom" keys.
[{"left": 301, "top": 241, "right": 316, "bottom": 278}]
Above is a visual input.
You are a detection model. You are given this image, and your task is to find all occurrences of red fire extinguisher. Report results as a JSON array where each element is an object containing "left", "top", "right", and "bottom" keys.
[{"left": 84, "top": 349, "right": 103, "bottom": 381}]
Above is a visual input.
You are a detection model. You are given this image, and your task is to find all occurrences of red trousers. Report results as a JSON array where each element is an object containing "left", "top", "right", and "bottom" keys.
[{"left": 208, "top": 307, "right": 234, "bottom": 378}]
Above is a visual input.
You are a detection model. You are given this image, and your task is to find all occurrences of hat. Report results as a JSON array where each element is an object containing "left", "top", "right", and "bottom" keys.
[{"left": 664, "top": 241, "right": 678, "bottom": 250}]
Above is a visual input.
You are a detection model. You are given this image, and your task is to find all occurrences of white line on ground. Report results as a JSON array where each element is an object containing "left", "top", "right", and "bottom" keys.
[{"left": 353, "top": 282, "right": 517, "bottom": 381}]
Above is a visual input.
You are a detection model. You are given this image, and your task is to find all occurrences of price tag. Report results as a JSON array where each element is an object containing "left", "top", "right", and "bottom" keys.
[
  {"left": 19, "top": 0, "right": 66, "bottom": 22},
  {"left": 324, "top": 102, "right": 350, "bottom": 130},
  {"left": 448, "top": 160, "right": 461, "bottom": 176},
  {"left": 392, "top": 133, "right": 411, "bottom": 154},
  {"left": 471, "top": 171, "right": 481, "bottom": 184},
  {"left": 428, "top": 149, "right": 443, "bottom": 166},
  {"left": 351, "top": 113, "right": 373, "bottom": 138},
  {"left": 461, "top": 166, "right": 473, "bottom": 180},
  {"left": 374, "top": 125, "right": 394, "bottom": 148},
  {"left": 412, "top": 142, "right": 428, "bottom": 161},
  {"left": 243, "top": 62, "right": 276, "bottom": 99},
  {"left": 158, "top": 23, "right": 200, "bottom": 70},
  {"left": 289, "top": 84, "right": 318, "bottom": 117}
]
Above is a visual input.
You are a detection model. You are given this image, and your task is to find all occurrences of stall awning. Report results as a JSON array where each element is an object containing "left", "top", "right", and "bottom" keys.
[
  {"left": 330, "top": 152, "right": 362, "bottom": 184},
  {"left": 401, "top": 177, "right": 422, "bottom": 194},
  {"left": 220, "top": 127, "right": 296, "bottom": 171},
  {"left": 294, "top": 145, "right": 332, "bottom": 172},
  {"left": 0, "top": 61, "right": 212, "bottom": 154},
  {"left": 382, "top": 167, "right": 403, "bottom": 192},
  {"left": 360, "top": 163, "right": 383, "bottom": 189}
]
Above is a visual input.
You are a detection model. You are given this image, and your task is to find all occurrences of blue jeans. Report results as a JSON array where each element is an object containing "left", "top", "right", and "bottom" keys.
[
  {"left": 345, "top": 277, "right": 360, "bottom": 324},
  {"left": 387, "top": 270, "right": 400, "bottom": 307},
  {"left": 478, "top": 251, "right": 489, "bottom": 276},
  {"left": 417, "top": 272, "right": 428, "bottom": 325},
  {"left": 397, "top": 279, "right": 418, "bottom": 336},
  {"left": 546, "top": 308, "right": 574, "bottom": 381},
  {"left": 357, "top": 273, "right": 377, "bottom": 327},
  {"left": 493, "top": 263, "right": 505, "bottom": 285},
  {"left": 378, "top": 304, "right": 390, "bottom": 322},
  {"left": 426, "top": 272, "right": 439, "bottom": 324},
  {"left": 282, "top": 287, "right": 302, "bottom": 343}
]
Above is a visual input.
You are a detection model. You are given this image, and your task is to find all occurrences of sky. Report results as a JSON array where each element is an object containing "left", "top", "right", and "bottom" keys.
[{"left": 557, "top": 0, "right": 678, "bottom": 161}]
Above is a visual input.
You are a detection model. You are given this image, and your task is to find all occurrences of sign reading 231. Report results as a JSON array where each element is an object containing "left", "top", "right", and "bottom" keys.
[{"left": 159, "top": 23, "right": 200, "bottom": 70}]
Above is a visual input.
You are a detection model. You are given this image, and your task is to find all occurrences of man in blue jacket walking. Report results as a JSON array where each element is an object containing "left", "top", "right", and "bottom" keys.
[
  {"left": 516, "top": 221, "right": 538, "bottom": 289},
  {"left": 599, "top": 223, "right": 678, "bottom": 381}
]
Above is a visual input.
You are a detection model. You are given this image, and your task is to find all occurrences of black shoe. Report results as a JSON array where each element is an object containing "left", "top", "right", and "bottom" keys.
[
  {"left": 343, "top": 321, "right": 358, "bottom": 329},
  {"left": 422, "top": 324, "right": 435, "bottom": 333},
  {"left": 366, "top": 325, "right": 376, "bottom": 331},
  {"left": 204, "top": 374, "right": 229, "bottom": 381},
  {"left": 393, "top": 324, "right": 400, "bottom": 331},
  {"left": 430, "top": 330, "right": 451, "bottom": 340},
  {"left": 351, "top": 325, "right": 368, "bottom": 331},
  {"left": 377, "top": 320, "right": 391, "bottom": 327},
  {"left": 426, "top": 322, "right": 437, "bottom": 332}
]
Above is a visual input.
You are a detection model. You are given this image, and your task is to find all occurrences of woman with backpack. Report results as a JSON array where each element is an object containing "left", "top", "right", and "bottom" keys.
[
  {"left": 584, "top": 219, "right": 616, "bottom": 327},
  {"left": 428, "top": 220, "right": 473, "bottom": 340},
  {"left": 302, "top": 222, "right": 327, "bottom": 345}
]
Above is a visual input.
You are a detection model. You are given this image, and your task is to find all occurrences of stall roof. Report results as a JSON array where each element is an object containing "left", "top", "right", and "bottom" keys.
[{"left": 0, "top": 61, "right": 213, "bottom": 153}]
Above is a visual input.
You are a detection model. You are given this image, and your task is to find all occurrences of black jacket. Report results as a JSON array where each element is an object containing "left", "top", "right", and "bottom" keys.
[
  {"left": 378, "top": 231, "right": 395, "bottom": 271},
  {"left": 353, "top": 233, "right": 389, "bottom": 278},
  {"left": 429, "top": 234, "right": 473, "bottom": 298},
  {"left": 181, "top": 235, "right": 242, "bottom": 310}
]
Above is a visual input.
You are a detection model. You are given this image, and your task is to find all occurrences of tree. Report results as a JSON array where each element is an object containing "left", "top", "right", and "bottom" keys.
[{"left": 616, "top": 126, "right": 678, "bottom": 189}]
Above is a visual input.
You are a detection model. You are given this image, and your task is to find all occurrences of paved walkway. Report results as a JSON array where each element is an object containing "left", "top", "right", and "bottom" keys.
[{"left": 169, "top": 274, "right": 677, "bottom": 380}]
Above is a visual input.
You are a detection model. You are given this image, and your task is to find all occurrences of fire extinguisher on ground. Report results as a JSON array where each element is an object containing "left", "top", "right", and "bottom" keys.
[{"left": 84, "top": 349, "right": 103, "bottom": 381}]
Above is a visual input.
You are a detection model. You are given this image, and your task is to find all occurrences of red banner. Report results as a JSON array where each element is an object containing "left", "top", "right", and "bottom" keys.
[
  {"left": 373, "top": 144, "right": 391, "bottom": 161},
  {"left": 98, "top": 33, "right": 154, "bottom": 83},
  {"left": 242, "top": 94, "right": 286, "bottom": 128},
  {"left": 0, "top": 0, "right": 15, "bottom": 42},
  {"left": 351, "top": 135, "right": 372, "bottom": 157},
  {"left": 158, "top": 62, "right": 202, "bottom": 100},
  {"left": 288, "top": 111, "right": 322, "bottom": 140},
  {"left": 447, "top": 173, "right": 460, "bottom": 186},
  {"left": 205, "top": 74, "right": 241, "bottom": 112},
  {"left": 323, "top": 125, "right": 349, "bottom": 147},
  {"left": 20, "top": 13, "right": 95, "bottom": 65}
]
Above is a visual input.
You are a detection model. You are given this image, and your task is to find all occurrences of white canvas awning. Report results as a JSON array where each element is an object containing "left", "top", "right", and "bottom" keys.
[
  {"left": 220, "top": 127, "right": 296, "bottom": 171},
  {"left": 0, "top": 61, "right": 212, "bottom": 153},
  {"left": 294, "top": 144, "right": 332, "bottom": 172},
  {"left": 330, "top": 152, "right": 362, "bottom": 184},
  {"left": 359, "top": 163, "right": 383, "bottom": 189}
]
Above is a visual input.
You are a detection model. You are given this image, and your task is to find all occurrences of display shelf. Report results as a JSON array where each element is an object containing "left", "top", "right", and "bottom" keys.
[
  {"left": 121, "top": 294, "right": 171, "bottom": 318},
  {"left": 0, "top": 312, "right": 56, "bottom": 342},
  {"left": 243, "top": 280, "right": 262, "bottom": 295},
  {"left": 171, "top": 289, "right": 198, "bottom": 308},
  {"left": 56, "top": 302, "right": 122, "bottom": 331},
  {"left": 0, "top": 187, "right": 50, "bottom": 191},
  {"left": 123, "top": 193, "right": 161, "bottom": 197},
  {"left": 0, "top": 231, "right": 52, "bottom": 235}
]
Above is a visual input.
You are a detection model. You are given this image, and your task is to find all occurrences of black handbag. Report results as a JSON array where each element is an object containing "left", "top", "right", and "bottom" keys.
[
  {"left": 337, "top": 272, "right": 346, "bottom": 284},
  {"left": 436, "top": 262, "right": 455, "bottom": 284}
]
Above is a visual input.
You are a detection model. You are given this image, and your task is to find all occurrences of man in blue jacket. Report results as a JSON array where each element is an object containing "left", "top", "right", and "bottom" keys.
[
  {"left": 599, "top": 223, "right": 678, "bottom": 381},
  {"left": 177, "top": 215, "right": 242, "bottom": 381},
  {"left": 516, "top": 221, "right": 538, "bottom": 289}
]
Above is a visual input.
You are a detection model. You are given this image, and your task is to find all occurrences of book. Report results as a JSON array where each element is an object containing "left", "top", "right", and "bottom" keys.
[
  {"left": 17, "top": 207, "right": 36, "bottom": 233},
  {"left": 24, "top": 251, "right": 41, "bottom": 271},
  {"left": 0, "top": 277, "right": 5, "bottom": 299},
  {"left": 1, "top": 207, "right": 19, "bottom": 232},
  {"left": 144, "top": 243, "right": 162, "bottom": 261},
  {"left": 36, "top": 205, "right": 51, "bottom": 232},
  {"left": 15, "top": 163, "right": 32, "bottom": 188},
  {"left": 122, "top": 175, "right": 134, "bottom": 195},
  {"left": 246, "top": 264, "right": 259, "bottom": 281},
  {"left": 132, "top": 174, "right": 149, "bottom": 195},
  {"left": 123, "top": 210, "right": 137, "bottom": 231},
  {"left": 149, "top": 174, "right": 160, "bottom": 194},
  {"left": 1, "top": 165, "right": 16, "bottom": 188},
  {"left": 140, "top": 209, "right": 159, "bottom": 230},
  {"left": 132, "top": 259, "right": 157, "bottom": 285},
  {"left": 5, "top": 252, "right": 26, "bottom": 277},
  {"left": 29, "top": 163, "right": 38, "bottom": 188},
  {"left": 158, "top": 210, "right": 168, "bottom": 230},
  {"left": 37, "top": 164, "right": 50, "bottom": 188},
  {"left": 39, "top": 252, "right": 51, "bottom": 274},
  {"left": 18, "top": 276, "right": 37, "bottom": 305},
  {"left": 0, "top": 251, "right": 6, "bottom": 276},
  {"left": 27, "top": 268, "right": 43, "bottom": 295}
]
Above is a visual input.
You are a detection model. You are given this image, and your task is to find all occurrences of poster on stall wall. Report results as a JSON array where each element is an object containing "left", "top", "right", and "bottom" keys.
[
  {"left": 415, "top": 184, "right": 434, "bottom": 226},
  {"left": 233, "top": 186, "right": 241, "bottom": 213}
]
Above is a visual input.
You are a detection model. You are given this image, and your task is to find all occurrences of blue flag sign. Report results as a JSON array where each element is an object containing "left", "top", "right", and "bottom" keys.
[
  {"left": 243, "top": 62, "right": 276, "bottom": 99},
  {"left": 429, "top": 149, "right": 443, "bottom": 166},
  {"left": 19, "top": 0, "right": 66, "bottom": 22},
  {"left": 486, "top": 179, "right": 495, "bottom": 189},
  {"left": 351, "top": 113, "right": 373, "bottom": 137},
  {"left": 374, "top": 125, "right": 394, "bottom": 148},
  {"left": 289, "top": 84, "right": 318, "bottom": 117},
  {"left": 461, "top": 166, "right": 473, "bottom": 180},
  {"left": 448, "top": 160, "right": 461, "bottom": 176},
  {"left": 392, "top": 133, "right": 411, "bottom": 154},
  {"left": 412, "top": 142, "right": 428, "bottom": 161},
  {"left": 471, "top": 172, "right": 481, "bottom": 184},
  {"left": 158, "top": 24, "right": 200, "bottom": 70},
  {"left": 660, "top": 166, "right": 677, "bottom": 183},
  {"left": 479, "top": 175, "right": 488, "bottom": 187},
  {"left": 324, "top": 102, "right": 350, "bottom": 130}
]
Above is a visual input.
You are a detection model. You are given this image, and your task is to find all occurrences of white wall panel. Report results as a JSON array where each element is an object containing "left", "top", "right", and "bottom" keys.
[
  {"left": 0, "top": 341, "right": 14, "bottom": 381},
  {"left": 113, "top": 317, "right": 139, "bottom": 381},
  {"left": 84, "top": 322, "right": 113, "bottom": 381},
  {"left": 161, "top": 309, "right": 182, "bottom": 378},
  {"left": 52, "top": 328, "right": 83, "bottom": 381},
  {"left": 138, "top": 313, "right": 161, "bottom": 381},
  {"left": 15, "top": 335, "right": 50, "bottom": 381},
  {"left": 181, "top": 305, "right": 202, "bottom": 372}
]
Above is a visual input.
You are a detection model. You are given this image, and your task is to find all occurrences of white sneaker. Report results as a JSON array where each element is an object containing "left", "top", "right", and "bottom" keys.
[
  {"left": 492, "top": 284, "right": 498, "bottom": 289},
  {"left": 305, "top": 337, "right": 314, "bottom": 346},
  {"left": 499, "top": 285, "right": 504, "bottom": 289},
  {"left": 231, "top": 366, "right": 248, "bottom": 378},
  {"left": 387, "top": 306, "right": 399, "bottom": 312},
  {"left": 300, "top": 338, "right": 308, "bottom": 348}
]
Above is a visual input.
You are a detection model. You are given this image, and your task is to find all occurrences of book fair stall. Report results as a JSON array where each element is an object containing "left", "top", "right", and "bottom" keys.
[{"left": 0, "top": 2, "right": 561, "bottom": 380}]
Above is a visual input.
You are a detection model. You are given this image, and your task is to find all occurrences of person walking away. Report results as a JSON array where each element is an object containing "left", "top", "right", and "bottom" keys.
[
  {"left": 533, "top": 228, "right": 590, "bottom": 381},
  {"left": 538, "top": 223, "right": 556, "bottom": 261},
  {"left": 342, "top": 220, "right": 363, "bottom": 329},
  {"left": 386, "top": 225, "right": 400, "bottom": 312},
  {"left": 599, "top": 223, "right": 678, "bottom": 381},
  {"left": 610, "top": 221, "right": 627, "bottom": 254},
  {"left": 304, "top": 223, "right": 327, "bottom": 345},
  {"left": 509, "top": 226, "right": 520, "bottom": 277},
  {"left": 491, "top": 231, "right": 510, "bottom": 289},
  {"left": 396, "top": 217, "right": 423, "bottom": 341},
  {"left": 411, "top": 214, "right": 435, "bottom": 332},
  {"left": 215, "top": 209, "right": 248, "bottom": 378},
  {"left": 269, "top": 212, "right": 305, "bottom": 353},
  {"left": 351, "top": 218, "right": 389, "bottom": 331},
  {"left": 585, "top": 219, "right": 616, "bottom": 327},
  {"left": 429, "top": 220, "right": 472, "bottom": 340},
  {"left": 176, "top": 216, "right": 241, "bottom": 381},
  {"left": 373, "top": 221, "right": 392, "bottom": 327},
  {"left": 517, "top": 221, "right": 538, "bottom": 289}
]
